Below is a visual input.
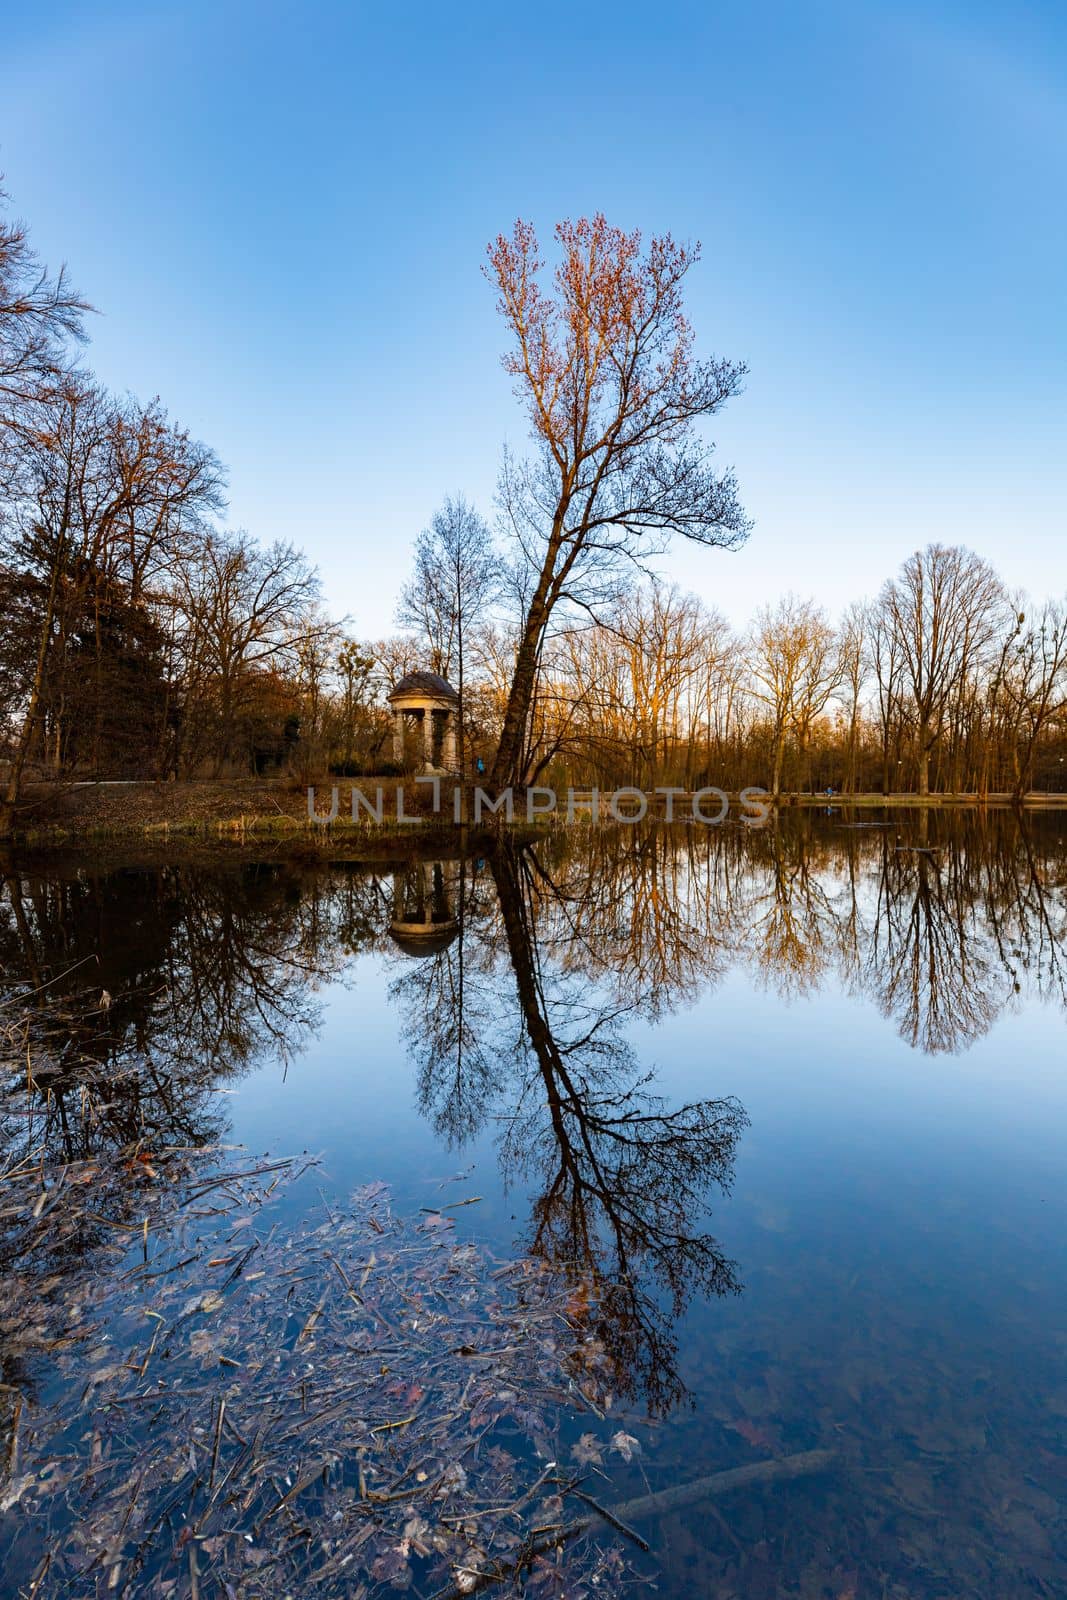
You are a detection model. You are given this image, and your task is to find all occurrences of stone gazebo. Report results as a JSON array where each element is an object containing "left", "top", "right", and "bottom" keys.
[{"left": 387, "top": 670, "right": 459, "bottom": 773}]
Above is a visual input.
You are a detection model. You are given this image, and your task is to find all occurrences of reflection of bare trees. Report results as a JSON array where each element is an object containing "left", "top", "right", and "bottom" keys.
[
  {"left": 866, "top": 838, "right": 1002, "bottom": 1052},
  {"left": 515, "top": 826, "right": 746, "bottom": 1016},
  {"left": 3, "top": 814, "right": 1064, "bottom": 1405},
  {"left": 743, "top": 827, "right": 843, "bottom": 1000},
  {"left": 387, "top": 815, "right": 1067, "bottom": 1403},
  {"left": 983, "top": 821, "right": 1067, "bottom": 1013},
  {"left": 0, "top": 863, "right": 366, "bottom": 1171},
  {"left": 389, "top": 840, "right": 748, "bottom": 1413},
  {"left": 393, "top": 818, "right": 1067, "bottom": 1140},
  {"left": 5, "top": 819, "right": 1061, "bottom": 1174},
  {"left": 574, "top": 814, "right": 1066, "bottom": 1053},
  {"left": 500, "top": 816, "right": 1067, "bottom": 1051},
  {"left": 491, "top": 842, "right": 746, "bottom": 1413},
  {"left": 392, "top": 861, "right": 503, "bottom": 1145}
]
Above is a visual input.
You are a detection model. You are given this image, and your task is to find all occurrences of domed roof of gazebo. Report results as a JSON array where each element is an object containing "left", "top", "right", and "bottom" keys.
[
  {"left": 387, "top": 670, "right": 459, "bottom": 704},
  {"left": 388, "top": 923, "right": 460, "bottom": 957}
]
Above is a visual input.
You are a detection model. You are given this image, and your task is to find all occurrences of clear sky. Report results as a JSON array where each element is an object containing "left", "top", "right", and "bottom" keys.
[{"left": 3, "top": 0, "right": 1064, "bottom": 635}]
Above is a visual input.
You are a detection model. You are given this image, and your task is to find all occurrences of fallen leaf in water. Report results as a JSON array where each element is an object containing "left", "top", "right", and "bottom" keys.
[
  {"left": 727, "top": 1417, "right": 776, "bottom": 1451},
  {"left": 0, "top": 1158, "right": 639, "bottom": 1598},
  {"left": 571, "top": 1432, "right": 603, "bottom": 1466},
  {"left": 609, "top": 1430, "right": 641, "bottom": 1462},
  {"left": 0, "top": 1474, "right": 34, "bottom": 1513}
]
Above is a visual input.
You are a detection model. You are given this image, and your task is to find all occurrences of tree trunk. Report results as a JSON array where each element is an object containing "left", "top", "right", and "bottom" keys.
[
  {"left": 457, "top": 606, "right": 465, "bottom": 786},
  {"left": 771, "top": 726, "right": 786, "bottom": 799},
  {"left": 92, "top": 587, "right": 104, "bottom": 777},
  {"left": 0, "top": 541, "right": 66, "bottom": 838},
  {"left": 490, "top": 579, "right": 552, "bottom": 789},
  {"left": 917, "top": 723, "right": 931, "bottom": 798}
]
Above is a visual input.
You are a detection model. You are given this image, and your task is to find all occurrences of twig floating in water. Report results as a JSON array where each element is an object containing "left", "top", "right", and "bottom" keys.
[
  {"left": 567, "top": 1486, "right": 651, "bottom": 1551},
  {"left": 431, "top": 1448, "right": 838, "bottom": 1600}
]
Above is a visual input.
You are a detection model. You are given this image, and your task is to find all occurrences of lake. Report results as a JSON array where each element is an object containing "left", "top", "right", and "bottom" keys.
[{"left": 1, "top": 811, "right": 1065, "bottom": 1597}]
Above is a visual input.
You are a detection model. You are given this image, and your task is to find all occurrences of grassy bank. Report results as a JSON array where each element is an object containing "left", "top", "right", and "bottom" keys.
[
  {"left": 5, "top": 778, "right": 1066, "bottom": 850},
  {"left": 7, "top": 777, "right": 440, "bottom": 851},
  {"left": 4, "top": 778, "right": 548, "bottom": 858}
]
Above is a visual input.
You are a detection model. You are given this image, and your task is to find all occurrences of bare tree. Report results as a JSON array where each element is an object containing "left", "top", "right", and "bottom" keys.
[
  {"left": 396, "top": 496, "right": 498, "bottom": 780},
  {"left": 172, "top": 532, "right": 322, "bottom": 774},
  {"left": 992, "top": 597, "right": 1067, "bottom": 801},
  {"left": 293, "top": 608, "right": 343, "bottom": 780},
  {"left": 485, "top": 215, "right": 749, "bottom": 787},
  {"left": 838, "top": 601, "right": 867, "bottom": 794},
  {"left": 877, "top": 545, "right": 1005, "bottom": 797},
  {"left": 368, "top": 635, "right": 422, "bottom": 698},
  {"left": 0, "top": 380, "right": 108, "bottom": 823},
  {"left": 0, "top": 185, "right": 89, "bottom": 422},
  {"left": 868, "top": 597, "right": 904, "bottom": 793},
  {"left": 748, "top": 595, "right": 842, "bottom": 796},
  {"left": 0, "top": 380, "right": 221, "bottom": 824}
]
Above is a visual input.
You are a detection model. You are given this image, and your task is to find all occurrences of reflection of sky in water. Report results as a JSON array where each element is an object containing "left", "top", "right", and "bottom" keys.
[
  {"left": 5, "top": 819, "right": 1066, "bottom": 1592},
  {"left": 232, "top": 939, "right": 1067, "bottom": 1286},
  {"left": 227, "top": 856, "right": 1067, "bottom": 1584},
  {"left": 232, "top": 956, "right": 514, "bottom": 1222}
]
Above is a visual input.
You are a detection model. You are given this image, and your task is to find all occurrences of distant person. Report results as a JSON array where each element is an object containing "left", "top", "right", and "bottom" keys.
[{"left": 476, "top": 757, "right": 485, "bottom": 776}]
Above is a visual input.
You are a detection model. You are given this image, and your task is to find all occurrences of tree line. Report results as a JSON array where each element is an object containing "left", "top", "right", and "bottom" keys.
[
  {"left": 1, "top": 202, "right": 756, "bottom": 821},
  {"left": 488, "top": 548, "right": 1067, "bottom": 799},
  {"left": 0, "top": 185, "right": 353, "bottom": 831},
  {"left": 387, "top": 518, "right": 1066, "bottom": 800},
  {"left": 3, "top": 193, "right": 1063, "bottom": 819}
]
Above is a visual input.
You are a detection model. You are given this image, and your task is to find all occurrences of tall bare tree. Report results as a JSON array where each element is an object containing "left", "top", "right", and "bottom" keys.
[
  {"left": 877, "top": 544, "right": 1005, "bottom": 797},
  {"left": 171, "top": 532, "right": 322, "bottom": 775},
  {"left": 0, "top": 380, "right": 221, "bottom": 824},
  {"left": 868, "top": 596, "right": 904, "bottom": 793},
  {"left": 485, "top": 215, "right": 749, "bottom": 787},
  {"left": 396, "top": 495, "right": 497, "bottom": 780},
  {"left": 749, "top": 595, "right": 842, "bottom": 796},
  {"left": 838, "top": 601, "right": 868, "bottom": 794}
]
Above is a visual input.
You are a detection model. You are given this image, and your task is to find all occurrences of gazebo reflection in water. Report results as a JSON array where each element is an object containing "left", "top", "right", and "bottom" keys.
[{"left": 388, "top": 860, "right": 459, "bottom": 957}]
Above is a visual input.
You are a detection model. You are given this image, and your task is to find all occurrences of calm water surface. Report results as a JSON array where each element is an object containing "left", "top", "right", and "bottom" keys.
[{"left": 2, "top": 812, "right": 1065, "bottom": 1596}]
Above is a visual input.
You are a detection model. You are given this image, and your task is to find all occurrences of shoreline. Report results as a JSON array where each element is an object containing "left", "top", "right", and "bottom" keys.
[{"left": 3, "top": 777, "right": 1066, "bottom": 852}]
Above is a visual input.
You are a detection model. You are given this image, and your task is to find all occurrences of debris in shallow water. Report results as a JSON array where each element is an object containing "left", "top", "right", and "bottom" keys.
[{"left": 0, "top": 1154, "right": 646, "bottom": 1597}]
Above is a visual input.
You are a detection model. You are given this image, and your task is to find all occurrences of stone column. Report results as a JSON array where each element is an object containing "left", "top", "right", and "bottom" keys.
[
  {"left": 422, "top": 708, "right": 435, "bottom": 768},
  {"left": 408, "top": 861, "right": 426, "bottom": 922},
  {"left": 392, "top": 710, "right": 404, "bottom": 763},
  {"left": 443, "top": 715, "right": 457, "bottom": 772}
]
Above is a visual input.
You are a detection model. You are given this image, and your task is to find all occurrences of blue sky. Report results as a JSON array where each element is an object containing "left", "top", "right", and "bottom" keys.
[{"left": 3, "top": 0, "right": 1064, "bottom": 634}]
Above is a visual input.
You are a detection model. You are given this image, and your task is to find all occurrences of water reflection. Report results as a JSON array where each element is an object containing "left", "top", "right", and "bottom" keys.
[
  {"left": 389, "top": 858, "right": 460, "bottom": 955},
  {"left": 0, "top": 862, "right": 351, "bottom": 1169},
  {"left": 392, "top": 843, "right": 746, "bottom": 1411},
  {"left": 2, "top": 813, "right": 1066, "bottom": 1410}
]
